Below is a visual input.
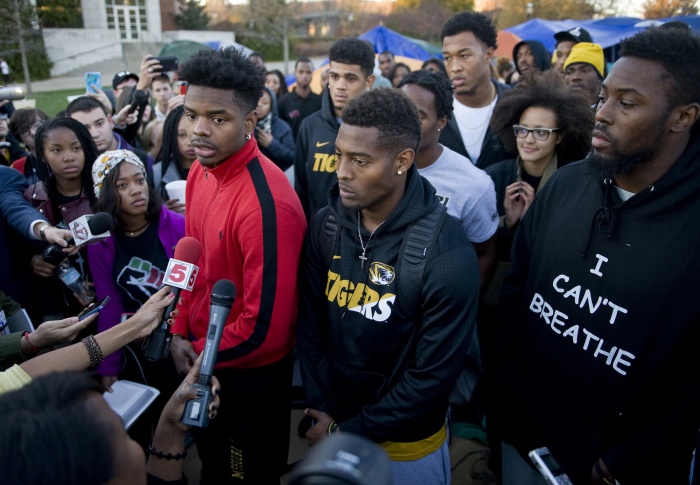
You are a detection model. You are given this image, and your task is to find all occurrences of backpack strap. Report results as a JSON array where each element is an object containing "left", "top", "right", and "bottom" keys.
[
  {"left": 397, "top": 203, "right": 448, "bottom": 319},
  {"left": 319, "top": 208, "right": 340, "bottom": 269}
]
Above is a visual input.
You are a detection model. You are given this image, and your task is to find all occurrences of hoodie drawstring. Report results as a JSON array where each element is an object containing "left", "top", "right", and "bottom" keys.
[{"left": 581, "top": 178, "right": 616, "bottom": 258}]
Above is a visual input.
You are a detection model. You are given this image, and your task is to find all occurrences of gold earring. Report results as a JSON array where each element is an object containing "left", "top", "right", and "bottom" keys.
[{"left": 397, "top": 170, "right": 402, "bottom": 175}]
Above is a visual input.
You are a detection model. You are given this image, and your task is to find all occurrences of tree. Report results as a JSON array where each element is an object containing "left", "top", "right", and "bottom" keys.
[
  {"left": 643, "top": 0, "right": 697, "bottom": 18},
  {"left": 0, "top": 0, "right": 53, "bottom": 91},
  {"left": 386, "top": 0, "right": 462, "bottom": 43},
  {"left": 174, "top": 0, "right": 210, "bottom": 30},
  {"left": 496, "top": 0, "right": 616, "bottom": 28},
  {"left": 246, "top": 0, "right": 300, "bottom": 73},
  {"left": 36, "top": 0, "right": 83, "bottom": 28}
]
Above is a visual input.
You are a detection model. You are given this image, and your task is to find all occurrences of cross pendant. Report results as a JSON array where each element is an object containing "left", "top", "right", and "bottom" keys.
[{"left": 359, "top": 254, "right": 367, "bottom": 269}]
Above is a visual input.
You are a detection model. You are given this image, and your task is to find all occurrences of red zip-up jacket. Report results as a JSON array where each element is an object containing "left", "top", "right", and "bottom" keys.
[{"left": 171, "top": 138, "right": 306, "bottom": 369}]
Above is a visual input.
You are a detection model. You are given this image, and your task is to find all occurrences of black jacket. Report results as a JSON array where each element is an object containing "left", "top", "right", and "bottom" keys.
[
  {"left": 297, "top": 166, "right": 479, "bottom": 444},
  {"left": 278, "top": 87, "right": 322, "bottom": 140},
  {"left": 439, "top": 79, "right": 515, "bottom": 170},
  {"left": 293, "top": 88, "right": 340, "bottom": 218},
  {"left": 493, "top": 134, "right": 700, "bottom": 483},
  {"left": 255, "top": 87, "right": 295, "bottom": 171}
]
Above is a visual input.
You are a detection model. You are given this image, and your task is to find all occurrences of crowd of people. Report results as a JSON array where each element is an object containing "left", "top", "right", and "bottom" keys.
[{"left": 0, "top": 10, "right": 699, "bottom": 485}]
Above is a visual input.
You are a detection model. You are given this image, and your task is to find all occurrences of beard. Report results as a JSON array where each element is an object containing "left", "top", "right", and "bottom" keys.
[{"left": 585, "top": 123, "right": 664, "bottom": 180}]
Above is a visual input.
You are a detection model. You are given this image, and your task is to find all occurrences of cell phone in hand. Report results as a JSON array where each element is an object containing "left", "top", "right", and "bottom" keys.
[
  {"left": 77, "top": 296, "right": 110, "bottom": 321},
  {"left": 528, "top": 447, "right": 573, "bottom": 485},
  {"left": 148, "top": 56, "right": 178, "bottom": 72},
  {"left": 85, "top": 72, "right": 102, "bottom": 94},
  {"left": 180, "top": 82, "right": 188, "bottom": 95}
]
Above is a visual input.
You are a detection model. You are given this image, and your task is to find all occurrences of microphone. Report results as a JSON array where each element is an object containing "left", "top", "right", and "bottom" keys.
[
  {"left": 69, "top": 212, "right": 113, "bottom": 246},
  {"left": 143, "top": 237, "right": 202, "bottom": 361},
  {"left": 289, "top": 433, "right": 392, "bottom": 485},
  {"left": 42, "top": 213, "right": 115, "bottom": 264},
  {"left": 182, "top": 279, "right": 236, "bottom": 427},
  {"left": 126, "top": 89, "right": 149, "bottom": 115}
]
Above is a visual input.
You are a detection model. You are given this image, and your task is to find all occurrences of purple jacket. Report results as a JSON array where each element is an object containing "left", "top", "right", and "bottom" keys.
[{"left": 87, "top": 207, "right": 185, "bottom": 376}]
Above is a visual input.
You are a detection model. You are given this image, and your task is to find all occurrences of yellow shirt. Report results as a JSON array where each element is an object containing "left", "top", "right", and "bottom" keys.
[{"left": 380, "top": 423, "right": 447, "bottom": 461}]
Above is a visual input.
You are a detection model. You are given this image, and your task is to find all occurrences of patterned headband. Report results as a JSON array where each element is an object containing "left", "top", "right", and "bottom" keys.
[{"left": 92, "top": 149, "right": 146, "bottom": 198}]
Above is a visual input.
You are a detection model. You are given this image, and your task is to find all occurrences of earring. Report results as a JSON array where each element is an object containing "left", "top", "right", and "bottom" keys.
[
  {"left": 397, "top": 170, "right": 402, "bottom": 175},
  {"left": 245, "top": 133, "right": 251, "bottom": 140},
  {"left": 437, "top": 128, "right": 441, "bottom": 132}
]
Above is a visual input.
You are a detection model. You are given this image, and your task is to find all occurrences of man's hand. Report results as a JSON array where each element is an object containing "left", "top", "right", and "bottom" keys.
[
  {"left": 137, "top": 54, "right": 163, "bottom": 90},
  {"left": 113, "top": 103, "right": 140, "bottom": 128},
  {"left": 304, "top": 408, "right": 336, "bottom": 446},
  {"left": 31, "top": 254, "right": 56, "bottom": 277},
  {"left": 36, "top": 224, "right": 74, "bottom": 249},
  {"left": 504, "top": 180, "right": 535, "bottom": 230},
  {"left": 171, "top": 335, "right": 198, "bottom": 375},
  {"left": 161, "top": 353, "right": 221, "bottom": 432},
  {"left": 29, "top": 313, "right": 97, "bottom": 348},
  {"left": 86, "top": 85, "right": 113, "bottom": 115},
  {"left": 166, "top": 94, "right": 185, "bottom": 116},
  {"left": 164, "top": 198, "right": 186, "bottom": 214},
  {"left": 102, "top": 375, "right": 118, "bottom": 393}
]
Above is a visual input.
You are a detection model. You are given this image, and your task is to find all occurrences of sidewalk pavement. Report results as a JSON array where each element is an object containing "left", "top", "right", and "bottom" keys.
[{"left": 21, "top": 56, "right": 328, "bottom": 94}]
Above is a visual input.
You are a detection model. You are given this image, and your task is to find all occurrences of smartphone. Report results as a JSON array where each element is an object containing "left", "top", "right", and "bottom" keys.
[
  {"left": 148, "top": 56, "right": 178, "bottom": 72},
  {"left": 78, "top": 296, "right": 110, "bottom": 321},
  {"left": 528, "top": 447, "right": 573, "bottom": 485},
  {"left": 85, "top": 72, "right": 102, "bottom": 94},
  {"left": 180, "top": 82, "right": 188, "bottom": 95}
]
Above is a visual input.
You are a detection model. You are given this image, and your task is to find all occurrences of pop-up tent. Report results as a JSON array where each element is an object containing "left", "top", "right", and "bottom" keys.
[
  {"left": 504, "top": 15, "right": 700, "bottom": 62},
  {"left": 304, "top": 25, "right": 442, "bottom": 93}
]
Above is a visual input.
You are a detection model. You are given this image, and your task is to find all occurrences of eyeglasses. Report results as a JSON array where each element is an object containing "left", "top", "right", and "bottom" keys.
[
  {"left": 20, "top": 120, "right": 44, "bottom": 138},
  {"left": 513, "top": 125, "right": 561, "bottom": 141}
]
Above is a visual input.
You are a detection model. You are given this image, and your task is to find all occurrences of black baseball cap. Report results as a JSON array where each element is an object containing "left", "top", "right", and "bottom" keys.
[
  {"left": 554, "top": 27, "right": 593, "bottom": 45},
  {"left": 112, "top": 70, "right": 139, "bottom": 89}
]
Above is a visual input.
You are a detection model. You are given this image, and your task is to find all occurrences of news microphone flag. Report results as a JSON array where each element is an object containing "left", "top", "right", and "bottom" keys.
[{"left": 69, "top": 212, "right": 113, "bottom": 246}]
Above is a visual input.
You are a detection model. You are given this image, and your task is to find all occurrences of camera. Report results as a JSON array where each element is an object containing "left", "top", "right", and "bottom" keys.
[
  {"left": 0, "top": 86, "right": 25, "bottom": 101},
  {"left": 42, "top": 243, "right": 68, "bottom": 265}
]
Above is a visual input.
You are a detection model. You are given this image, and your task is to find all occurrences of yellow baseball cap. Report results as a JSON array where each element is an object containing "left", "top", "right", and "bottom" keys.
[{"left": 563, "top": 42, "right": 604, "bottom": 78}]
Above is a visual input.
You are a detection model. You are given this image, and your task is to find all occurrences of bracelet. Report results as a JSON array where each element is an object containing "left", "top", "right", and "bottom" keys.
[
  {"left": 327, "top": 421, "right": 339, "bottom": 435},
  {"left": 82, "top": 335, "right": 104, "bottom": 368},
  {"left": 594, "top": 459, "right": 615, "bottom": 485},
  {"left": 147, "top": 443, "right": 187, "bottom": 461},
  {"left": 39, "top": 224, "right": 52, "bottom": 241},
  {"left": 22, "top": 331, "right": 40, "bottom": 355}
]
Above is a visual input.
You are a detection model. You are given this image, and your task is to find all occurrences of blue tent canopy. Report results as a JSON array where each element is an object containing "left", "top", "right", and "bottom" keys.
[
  {"left": 358, "top": 25, "right": 438, "bottom": 61},
  {"left": 506, "top": 15, "right": 700, "bottom": 53}
]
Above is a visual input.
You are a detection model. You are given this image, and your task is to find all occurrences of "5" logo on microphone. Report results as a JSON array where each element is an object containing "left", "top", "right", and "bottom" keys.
[{"left": 163, "top": 260, "right": 199, "bottom": 291}]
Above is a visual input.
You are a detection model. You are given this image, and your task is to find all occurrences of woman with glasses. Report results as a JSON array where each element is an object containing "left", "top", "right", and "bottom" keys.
[{"left": 486, "top": 71, "right": 594, "bottom": 247}]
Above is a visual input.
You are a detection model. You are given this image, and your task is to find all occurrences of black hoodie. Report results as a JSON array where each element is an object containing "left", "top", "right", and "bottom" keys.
[
  {"left": 297, "top": 166, "right": 479, "bottom": 446},
  {"left": 293, "top": 88, "right": 341, "bottom": 218},
  {"left": 492, "top": 134, "right": 700, "bottom": 483},
  {"left": 512, "top": 40, "right": 552, "bottom": 75}
]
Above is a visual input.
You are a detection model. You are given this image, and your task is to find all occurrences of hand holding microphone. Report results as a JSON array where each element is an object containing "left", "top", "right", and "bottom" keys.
[
  {"left": 181, "top": 279, "right": 236, "bottom": 428},
  {"left": 143, "top": 237, "right": 202, "bottom": 361},
  {"left": 42, "top": 212, "right": 114, "bottom": 265}
]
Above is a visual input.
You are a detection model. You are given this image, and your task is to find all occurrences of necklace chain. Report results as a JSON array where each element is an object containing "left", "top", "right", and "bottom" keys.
[
  {"left": 126, "top": 221, "right": 150, "bottom": 236},
  {"left": 357, "top": 212, "right": 384, "bottom": 269}
]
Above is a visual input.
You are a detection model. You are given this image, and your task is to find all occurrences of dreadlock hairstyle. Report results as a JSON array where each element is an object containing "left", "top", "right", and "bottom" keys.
[{"left": 35, "top": 117, "right": 99, "bottom": 210}]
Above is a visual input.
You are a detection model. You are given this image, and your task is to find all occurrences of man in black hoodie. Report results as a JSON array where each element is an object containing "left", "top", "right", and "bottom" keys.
[
  {"left": 298, "top": 88, "right": 479, "bottom": 484},
  {"left": 512, "top": 40, "right": 551, "bottom": 77},
  {"left": 493, "top": 27, "right": 700, "bottom": 484},
  {"left": 294, "top": 38, "right": 375, "bottom": 218}
]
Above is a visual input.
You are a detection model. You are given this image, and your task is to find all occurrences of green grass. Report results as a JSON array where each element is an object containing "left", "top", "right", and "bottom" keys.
[{"left": 27, "top": 88, "right": 85, "bottom": 117}]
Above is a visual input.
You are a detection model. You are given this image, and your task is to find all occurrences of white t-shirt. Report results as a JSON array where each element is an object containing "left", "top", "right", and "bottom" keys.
[
  {"left": 418, "top": 145, "right": 499, "bottom": 243},
  {"left": 452, "top": 95, "right": 498, "bottom": 163},
  {"left": 0, "top": 61, "right": 8, "bottom": 76}
]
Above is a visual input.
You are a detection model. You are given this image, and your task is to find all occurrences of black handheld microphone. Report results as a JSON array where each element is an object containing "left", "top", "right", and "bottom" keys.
[
  {"left": 143, "top": 236, "right": 202, "bottom": 361},
  {"left": 42, "top": 212, "right": 114, "bottom": 264},
  {"left": 126, "top": 88, "right": 149, "bottom": 115},
  {"left": 182, "top": 279, "right": 236, "bottom": 428}
]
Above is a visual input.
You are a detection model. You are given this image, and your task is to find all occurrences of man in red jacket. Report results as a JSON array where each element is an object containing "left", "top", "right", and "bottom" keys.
[{"left": 170, "top": 47, "right": 306, "bottom": 484}]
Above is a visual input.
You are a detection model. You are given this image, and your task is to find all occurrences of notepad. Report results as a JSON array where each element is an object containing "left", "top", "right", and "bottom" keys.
[{"left": 103, "top": 380, "right": 160, "bottom": 429}]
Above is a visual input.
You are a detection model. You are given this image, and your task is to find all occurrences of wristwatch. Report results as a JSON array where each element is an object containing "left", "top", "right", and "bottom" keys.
[{"left": 39, "top": 224, "right": 52, "bottom": 241}]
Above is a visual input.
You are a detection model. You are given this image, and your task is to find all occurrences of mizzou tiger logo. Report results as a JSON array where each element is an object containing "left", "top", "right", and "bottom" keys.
[{"left": 369, "top": 263, "right": 395, "bottom": 286}]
